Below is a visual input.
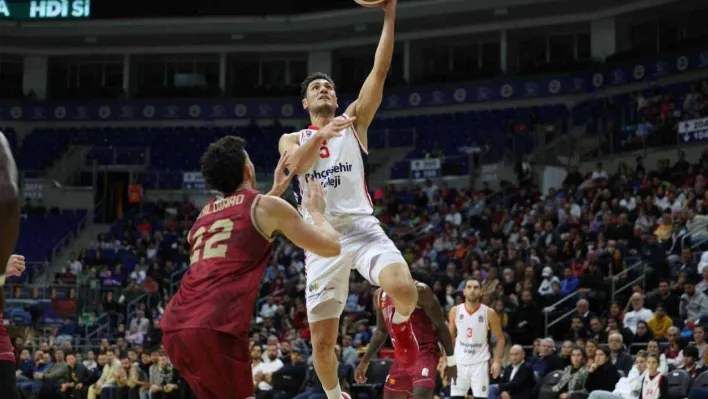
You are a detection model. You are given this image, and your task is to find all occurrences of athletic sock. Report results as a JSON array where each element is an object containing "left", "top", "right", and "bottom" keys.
[
  {"left": 392, "top": 309, "right": 411, "bottom": 325},
  {"left": 324, "top": 383, "right": 342, "bottom": 399}
]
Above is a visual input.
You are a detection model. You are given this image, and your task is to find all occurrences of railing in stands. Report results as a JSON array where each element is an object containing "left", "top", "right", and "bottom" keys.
[
  {"left": 610, "top": 260, "right": 647, "bottom": 302},
  {"left": 543, "top": 290, "right": 580, "bottom": 337}
]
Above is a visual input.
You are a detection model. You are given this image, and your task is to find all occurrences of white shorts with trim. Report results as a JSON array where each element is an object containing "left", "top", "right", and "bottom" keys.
[
  {"left": 450, "top": 362, "right": 490, "bottom": 397},
  {"left": 304, "top": 215, "right": 406, "bottom": 322}
]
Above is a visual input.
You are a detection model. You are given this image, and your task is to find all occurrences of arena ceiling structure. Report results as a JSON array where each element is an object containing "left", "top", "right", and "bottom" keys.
[{"left": 0, "top": 0, "right": 695, "bottom": 54}]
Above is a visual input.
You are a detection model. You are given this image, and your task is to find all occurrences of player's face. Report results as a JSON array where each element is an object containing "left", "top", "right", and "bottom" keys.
[
  {"left": 303, "top": 79, "right": 338, "bottom": 114},
  {"left": 463, "top": 280, "right": 481, "bottom": 301}
]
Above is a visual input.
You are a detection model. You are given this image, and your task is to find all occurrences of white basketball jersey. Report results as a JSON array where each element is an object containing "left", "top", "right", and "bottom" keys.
[
  {"left": 454, "top": 303, "right": 491, "bottom": 365},
  {"left": 293, "top": 114, "right": 373, "bottom": 221},
  {"left": 641, "top": 373, "right": 662, "bottom": 399}
]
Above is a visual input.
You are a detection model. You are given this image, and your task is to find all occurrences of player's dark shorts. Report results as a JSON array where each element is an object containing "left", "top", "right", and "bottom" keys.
[
  {"left": 384, "top": 348, "right": 440, "bottom": 397},
  {"left": 163, "top": 328, "right": 253, "bottom": 399},
  {"left": 0, "top": 360, "right": 19, "bottom": 399}
]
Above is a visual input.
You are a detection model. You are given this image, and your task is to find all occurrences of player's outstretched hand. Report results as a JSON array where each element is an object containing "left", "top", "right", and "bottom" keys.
[
  {"left": 319, "top": 116, "right": 356, "bottom": 141},
  {"left": 444, "top": 364, "right": 457, "bottom": 384},
  {"left": 5, "top": 254, "right": 25, "bottom": 277},
  {"left": 304, "top": 178, "right": 326, "bottom": 215},
  {"left": 267, "top": 151, "right": 294, "bottom": 197},
  {"left": 354, "top": 360, "right": 369, "bottom": 384}
]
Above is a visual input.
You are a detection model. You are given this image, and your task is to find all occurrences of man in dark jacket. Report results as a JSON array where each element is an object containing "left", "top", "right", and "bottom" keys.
[
  {"left": 608, "top": 333, "right": 633, "bottom": 375},
  {"left": 257, "top": 347, "right": 308, "bottom": 399},
  {"left": 509, "top": 290, "right": 540, "bottom": 346},
  {"left": 491, "top": 345, "right": 535, "bottom": 399},
  {"left": 60, "top": 352, "right": 91, "bottom": 399}
]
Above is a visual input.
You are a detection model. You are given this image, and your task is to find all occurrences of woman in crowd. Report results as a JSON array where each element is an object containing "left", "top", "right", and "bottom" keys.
[
  {"left": 551, "top": 346, "right": 589, "bottom": 399},
  {"left": 583, "top": 347, "right": 620, "bottom": 395}
]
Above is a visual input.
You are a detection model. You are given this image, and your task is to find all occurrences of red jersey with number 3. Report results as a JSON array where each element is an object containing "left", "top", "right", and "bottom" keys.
[
  {"left": 161, "top": 189, "right": 272, "bottom": 337},
  {"left": 380, "top": 283, "right": 440, "bottom": 353}
]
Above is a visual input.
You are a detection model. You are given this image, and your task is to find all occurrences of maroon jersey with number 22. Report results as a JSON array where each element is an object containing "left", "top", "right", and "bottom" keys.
[{"left": 161, "top": 189, "right": 273, "bottom": 337}]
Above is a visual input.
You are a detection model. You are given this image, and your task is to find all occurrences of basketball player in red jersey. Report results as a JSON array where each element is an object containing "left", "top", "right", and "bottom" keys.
[
  {"left": 161, "top": 136, "right": 342, "bottom": 399},
  {"left": 354, "top": 280, "right": 458, "bottom": 399},
  {"left": 0, "top": 131, "right": 21, "bottom": 399},
  {"left": 279, "top": 2, "right": 418, "bottom": 398}
]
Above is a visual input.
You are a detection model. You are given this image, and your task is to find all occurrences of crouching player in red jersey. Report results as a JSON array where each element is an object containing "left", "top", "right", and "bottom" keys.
[
  {"left": 0, "top": 131, "right": 22, "bottom": 399},
  {"left": 161, "top": 136, "right": 342, "bottom": 399},
  {"left": 355, "top": 278, "right": 458, "bottom": 399}
]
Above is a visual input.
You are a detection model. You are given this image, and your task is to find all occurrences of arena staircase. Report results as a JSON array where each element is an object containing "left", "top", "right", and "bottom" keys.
[
  {"left": 33, "top": 223, "right": 112, "bottom": 283},
  {"left": 368, "top": 146, "right": 413, "bottom": 188},
  {"left": 45, "top": 145, "right": 92, "bottom": 185}
]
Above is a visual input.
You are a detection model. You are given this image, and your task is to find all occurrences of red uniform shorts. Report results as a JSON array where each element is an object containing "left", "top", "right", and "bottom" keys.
[
  {"left": 163, "top": 328, "right": 253, "bottom": 399},
  {"left": 384, "top": 348, "right": 440, "bottom": 397}
]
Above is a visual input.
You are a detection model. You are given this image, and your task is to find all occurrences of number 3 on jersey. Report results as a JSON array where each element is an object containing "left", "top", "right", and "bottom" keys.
[
  {"left": 189, "top": 219, "right": 234, "bottom": 265},
  {"left": 319, "top": 140, "right": 330, "bottom": 159},
  {"left": 467, "top": 328, "right": 473, "bottom": 338}
]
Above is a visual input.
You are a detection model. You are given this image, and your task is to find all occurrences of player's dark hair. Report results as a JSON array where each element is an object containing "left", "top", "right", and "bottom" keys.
[
  {"left": 200, "top": 136, "right": 247, "bottom": 195},
  {"left": 301, "top": 72, "right": 336, "bottom": 99},
  {"left": 464, "top": 277, "right": 481, "bottom": 287}
]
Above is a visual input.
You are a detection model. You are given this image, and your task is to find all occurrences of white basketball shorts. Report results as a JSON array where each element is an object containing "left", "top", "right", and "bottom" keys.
[
  {"left": 304, "top": 215, "right": 406, "bottom": 323},
  {"left": 450, "top": 362, "right": 490, "bottom": 398}
]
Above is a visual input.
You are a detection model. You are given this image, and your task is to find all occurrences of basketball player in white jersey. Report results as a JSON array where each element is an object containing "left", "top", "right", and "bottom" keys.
[
  {"left": 448, "top": 278, "right": 505, "bottom": 399},
  {"left": 278, "top": 1, "right": 418, "bottom": 399}
]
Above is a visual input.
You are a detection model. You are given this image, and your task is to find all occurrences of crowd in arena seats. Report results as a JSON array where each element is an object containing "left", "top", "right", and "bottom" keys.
[{"left": 10, "top": 140, "right": 708, "bottom": 397}]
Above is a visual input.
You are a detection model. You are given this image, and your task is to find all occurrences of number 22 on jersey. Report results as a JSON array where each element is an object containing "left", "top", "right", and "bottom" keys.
[{"left": 189, "top": 219, "right": 234, "bottom": 265}]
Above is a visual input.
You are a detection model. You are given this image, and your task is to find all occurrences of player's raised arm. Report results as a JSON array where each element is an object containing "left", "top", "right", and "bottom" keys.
[
  {"left": 345, "top": 0, "right": 397, "bottom": 147},
  {"left": 278, "top": 118, "right": 355, "bottom": 175},
  {"left": 255, "top": 178, "right": 340, "bottom": 257},
  {"left": 0, "top": 132, "right": 20, "bottom": 310},
  {"left": 488, "top": 308, "right": 505, "bottom": 379},
  {"left": 355, "top": 289, "right": 389, "bottom": 383}
]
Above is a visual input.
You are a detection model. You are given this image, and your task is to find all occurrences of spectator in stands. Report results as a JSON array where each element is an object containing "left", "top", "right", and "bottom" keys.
[
  {"left": 588, "top": 350, "right": 647, "bottom": 399},
  {"left": 665, "top": 327, "right": 684, "bottom": 368},
  {"left": 149, "top": 355, "right": 178, "bottom": 398},
  {"left": 646, "top": 304, "right": 672, "bottom": 339},
  {"left": 490, "top": 345, "right": 534, "bottom": 399},
  {"left": 608, "top": 333, "right": 633, "bottom": 376},
  {"left": 692, "top": 325, "right": 707, "bottom": 366},
  {"left": 253, "top": 344, "right": 284, "bottom": 392},
  {"left": 560, "top": 268, "right": 579, "bottom": 296},
  {"left": 129, "top": 310, "right": 150, "bottom": 335},
  {"left": 680, "top": 275, "right": 708, "bottom": 324},
  {"left": 550, "top": 346, "right": 588, "bottom": 399},
  {"left": 624, "top": 293, "right": 653, "bottom": 334},
  {"left": 679, "top": 345, "right": 704, "bottom": 378},
  {"left": 60, "top": 352, "right": 90, "bottom": 399},
  {"left": 260, "top": 295, "right": 278, "bottom": 319},
  {"left": 87, "top": 351, "right": 121, "bottom": 399},
  {"left": 585, "top": 347, "right": 620, "bottom": 394},
  {"left": 258, "top": 347, "right": 308, "bottom": 399},
  {"left": 646, "top": 341, "right": 668, "bottom": 374}
]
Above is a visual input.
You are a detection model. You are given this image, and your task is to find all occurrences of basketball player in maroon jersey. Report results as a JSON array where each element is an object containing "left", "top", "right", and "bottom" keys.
[
  {"left": 355, "top": 281, "right": 457, "bottom": 399},
  {"left": 0, "top": 132, "right": 21, "bottom": 399},
  {"left": 161, "top": 136, "right": 343, "bottom": 399}
]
